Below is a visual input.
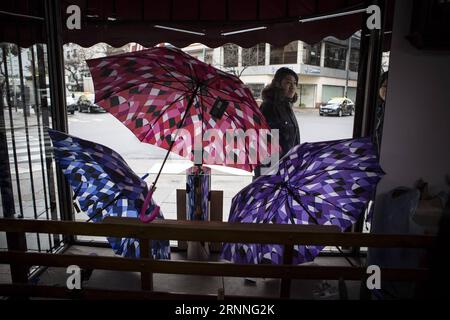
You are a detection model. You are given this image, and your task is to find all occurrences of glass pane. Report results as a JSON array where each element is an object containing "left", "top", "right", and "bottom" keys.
[
  {"left": 284, "top": 42, "right": 298, "bottom": 64},
  {"left": 322, "top": 85, "right": 344, "bottom": 102},
  {"left": 347, "top": 87, "right": 357, "bottom": 102},
  {"left": 303, "top": 42, "right": 321, "bottom": 66},
  {"left": 270, "top": 41, "right": 297, "bottom": 65},
  {"left": 223, "top": 44, "right": 238, "bottom": 67},
  {"left": 257, "top": 44, "right": 265, "bottom": 65},
  {"left": 324, "top": 42, "right": 347, "bottom": 70},
  {"left": 350, "top": 47, "right": 359, "bottom": 72},
  {"left": 242, "top": 43, "right": 265, "bottom": 66},
  {"left": 269, "top": 45, "right": 284, "bottom": 64},
  {"left": 299, "top": 84, "right": 316, "bottom": 108},
  {"left": 55, "top": 34, "right": 364, "bottom": 249},
  {"left": 204, "top": 49, "right": 213, "bottom": 65}
]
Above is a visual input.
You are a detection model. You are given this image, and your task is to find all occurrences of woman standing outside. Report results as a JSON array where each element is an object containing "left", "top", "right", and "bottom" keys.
[{"left": 254, "top": 67, "right": 301, "bottom": 178}]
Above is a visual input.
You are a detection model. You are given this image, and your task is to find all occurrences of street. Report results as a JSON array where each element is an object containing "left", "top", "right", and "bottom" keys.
[
  {"left": 297, "top": 109, "right": 354, "bottom": 142},
  {"left": 67, "top": 108, "right": 354, "bottom": 163},
  {"left": 67, "top": 108, "right": 354, "bottom": 222}
]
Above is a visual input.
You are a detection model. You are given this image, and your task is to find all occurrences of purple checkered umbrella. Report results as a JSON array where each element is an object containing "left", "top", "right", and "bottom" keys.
[{"left": 221, "top": 137, "right": 384, "bottom": 265}]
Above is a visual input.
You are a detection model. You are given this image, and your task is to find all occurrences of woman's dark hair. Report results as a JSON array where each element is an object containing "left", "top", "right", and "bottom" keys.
[
  {"left": 273, "top": 67, "right": 299, "bottom": 85},
  {"left": 262, "top": 67, "right": 299, "bottom": 103}
]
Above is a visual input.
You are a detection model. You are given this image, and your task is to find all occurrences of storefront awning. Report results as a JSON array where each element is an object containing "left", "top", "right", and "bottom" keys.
[{"left": 0, "top": 0, "right": 394, "bottom": 48}]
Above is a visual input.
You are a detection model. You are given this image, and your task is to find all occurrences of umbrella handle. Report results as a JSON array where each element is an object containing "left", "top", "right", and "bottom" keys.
[{"left": 139, "top": 189, "right": 160, "bottom": 223}]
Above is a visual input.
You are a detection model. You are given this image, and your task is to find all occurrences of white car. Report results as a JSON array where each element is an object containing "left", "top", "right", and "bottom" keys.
[{"left": 66, "top": 91, "right": 78, "bottom": 114}]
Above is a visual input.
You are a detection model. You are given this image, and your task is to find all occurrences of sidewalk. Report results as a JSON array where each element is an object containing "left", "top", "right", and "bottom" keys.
[{"left": 2, "top": 107, "right": 40, "bottom": 130}]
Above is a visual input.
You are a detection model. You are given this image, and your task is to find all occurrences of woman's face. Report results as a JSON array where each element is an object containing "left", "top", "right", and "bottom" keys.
[
  {"left": 379, "top": 79, "right": 388, "bottom": 102},
  {"left": 280, "top": 75, "right": 297, "bottom": 99}
]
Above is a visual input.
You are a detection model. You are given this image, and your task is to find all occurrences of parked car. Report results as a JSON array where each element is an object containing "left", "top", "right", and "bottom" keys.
[
  {"left": 319, "top": 97, "right": 355, "bottom": 117},
  {"left": 77, "top": 95, "right": 106, "bottom": 113},
  {"left": 67, "top": 103, "right": 77, "bottom": 114},
  {"left": 66, "top": 92, "right": 77, "bottom": 114}
]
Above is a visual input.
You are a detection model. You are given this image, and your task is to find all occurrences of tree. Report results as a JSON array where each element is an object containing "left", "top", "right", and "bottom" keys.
[
  {"left": 0, "top": 44, "right": 19, "bottom": 107},
  {"left": 221, "top": 43, "right": 265, "bottom": 78},
  {"left": 64, "top": 43, "right": 105, "bottom": 91},
  {"left": 63, "top": 43, "right": 131, "bottom": 91}
]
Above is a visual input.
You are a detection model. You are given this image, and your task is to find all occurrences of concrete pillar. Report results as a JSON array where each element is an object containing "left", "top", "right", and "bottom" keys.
[
  {"left": 201, "top": 47, "right": 206, "bottom": 62},
  {"left": 316, "top": 83, "right": 323, "bottom": 106},
  {"left": 297, "top": 41, "right": 304, "bottom": 65},
  {"left": 238, "top": 46, "right": 242, "bottom": 67},
  {"left": 213, "top": 47, "right": 223, "bottom": 69},
  {"left": 265, "top": 43, "right": 270, "bottom": 66},
  {"left": 320, "top": 42, "right": 326, "bottom": 68}
]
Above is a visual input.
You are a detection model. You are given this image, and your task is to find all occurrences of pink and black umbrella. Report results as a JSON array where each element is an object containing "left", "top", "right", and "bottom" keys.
[{"left": 86, "top": 47, "right": 273, "bottom": 221}]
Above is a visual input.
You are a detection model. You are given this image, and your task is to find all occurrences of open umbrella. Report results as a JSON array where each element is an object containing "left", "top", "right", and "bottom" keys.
[
  {"left": 86, "top": 46, "right": 271, "bottom": 170},
  {"left": 48, "top": 129, "right": 170, "bottom": 259},
  {"left": 220, "top": 137, "right": 384, "bottom": 265},
  {"left": 86, "top": 47, "right": 275, "bottom": 221}
]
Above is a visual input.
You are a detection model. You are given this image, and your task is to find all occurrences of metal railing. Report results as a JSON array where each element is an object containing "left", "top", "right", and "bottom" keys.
[{"left": 1, "top": 44, "right": 66, "bottom": 266}]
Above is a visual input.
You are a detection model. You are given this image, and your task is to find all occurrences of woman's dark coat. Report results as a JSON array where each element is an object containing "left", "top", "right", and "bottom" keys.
[
  {"left": 253, "top": 86, "right": 300, "bottom": 179},
  {"left": 260, "top": 86, "right": 300, "bottom": 158}
]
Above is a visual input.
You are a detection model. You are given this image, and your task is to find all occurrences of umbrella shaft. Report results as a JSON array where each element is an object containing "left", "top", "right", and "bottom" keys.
[
  {"left": 151, "top": 86, "right": 200, "bottom": 190},
  {"left": 87, "top": 191, "right": 122, "bottom": 222},
  {"left": 284, "top": 185, "right": 356, "bottom": 267}
]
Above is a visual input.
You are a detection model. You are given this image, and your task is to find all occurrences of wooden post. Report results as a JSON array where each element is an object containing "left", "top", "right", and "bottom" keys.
[
  {"left": 139, "top": 238, "right": 153, "bottom": 291},
  {"left": 209, "top": 190, "right": 223, "bottom": 252},
  {"left": 177, "top": 189, "right": 223, "bottom": 251},
  {"left": 280, "top": 244, "right": 294, "bottom": 298},
  {"left": 176, "top": 189, "right": 187, "bottom": 250}
]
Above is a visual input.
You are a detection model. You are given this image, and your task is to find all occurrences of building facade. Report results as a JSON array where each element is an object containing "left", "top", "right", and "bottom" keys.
[{"left": 181, "top": 36, "right": 361, "bottom": 108}]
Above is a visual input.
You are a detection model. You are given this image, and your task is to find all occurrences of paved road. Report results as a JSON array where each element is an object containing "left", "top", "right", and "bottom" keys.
[
  {"left": 68, "top": 108, "right": 354, "bottom": 167},
  {"left": 297, "top": 108, "right": 354, "bottom": 143}
]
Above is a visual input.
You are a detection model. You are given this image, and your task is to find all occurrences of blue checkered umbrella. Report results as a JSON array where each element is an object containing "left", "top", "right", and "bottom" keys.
[{"left": 48, "top": 129, "right": 170, "bottom": 259}]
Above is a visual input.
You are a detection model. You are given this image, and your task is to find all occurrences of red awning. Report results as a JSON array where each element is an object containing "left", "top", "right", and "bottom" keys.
[
  {"left": 0, "top": 0, "right": 45, "bottom": 48},
  {"left": 0, "top": 0, "right": 394, "bottom": 48}
]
